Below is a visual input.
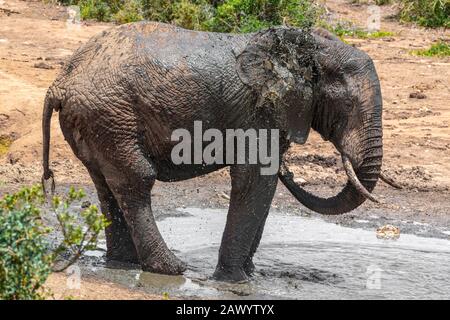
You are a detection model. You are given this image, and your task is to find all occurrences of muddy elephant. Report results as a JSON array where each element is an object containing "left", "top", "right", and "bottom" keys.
[{"left": 42, "top": 22, "right": 394, "bottom": 282}]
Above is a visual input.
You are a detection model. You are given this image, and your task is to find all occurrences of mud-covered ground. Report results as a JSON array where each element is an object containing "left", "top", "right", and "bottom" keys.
[{"left": 0, "top": 0, "right": 449, "bottom": 299}]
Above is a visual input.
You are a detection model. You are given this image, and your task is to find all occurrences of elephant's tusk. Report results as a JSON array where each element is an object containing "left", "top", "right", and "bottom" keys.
[
  {"left": 380, "top": 172, "right": 403, "bottom": 189},
  {"left": 342, "top": 155, "right": 380, "bottom": 203}
]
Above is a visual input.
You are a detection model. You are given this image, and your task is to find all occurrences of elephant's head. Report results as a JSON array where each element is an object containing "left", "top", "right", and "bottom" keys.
[{"left": 237, "top": 27, "right": 387, "bottom": 215}]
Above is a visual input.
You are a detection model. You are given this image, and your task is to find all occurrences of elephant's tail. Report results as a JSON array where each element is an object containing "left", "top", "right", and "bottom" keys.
[{"left": 42, "top": 88, "right": 61, "bottom": 194}]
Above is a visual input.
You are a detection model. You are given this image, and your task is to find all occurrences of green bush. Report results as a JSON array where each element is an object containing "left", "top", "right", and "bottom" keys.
[
  {"left": 349, "top": 0, "right": 391, "bottom": 4},
  {"left": 57, "top": 0, "right": 123, "bottom": 22},
  {"left": 375, "top": 0, "right": 392, "bottom": 4},
  {"left": 140, "top": 0, "right": 175, "bottom": 22},
  {"left": 0, "top": 187, "right": 51, "bottom": 300},
  {"left": 399, "top": 0, "right": 450, "bottom": 28},
  {"left": 204, "top": 0, "right": 322, "bottom": 33},
  {"left": 0, "top": 186, "right": 109, "bottom": 300},
  {"left": 171, "top": 0, "right": 212, "bottom": 31},
  {"left": 114, "top": 0, "right": 144, "bottom": 24},
  {"left": 55, "top": 0, "right": 322, "bottom": 32}
]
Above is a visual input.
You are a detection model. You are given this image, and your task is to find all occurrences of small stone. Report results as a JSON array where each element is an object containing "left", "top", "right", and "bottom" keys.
[
  {"left": 409, "top": 92, "right": 427, "bottom": 99},
  {"left": 34, "top": 62, "right": 54, "bottom": 69}
]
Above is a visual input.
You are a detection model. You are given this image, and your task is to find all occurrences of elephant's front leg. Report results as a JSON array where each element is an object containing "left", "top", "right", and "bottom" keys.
[{"left": 213, "top": 164, "right": 278, "bottom": 282}]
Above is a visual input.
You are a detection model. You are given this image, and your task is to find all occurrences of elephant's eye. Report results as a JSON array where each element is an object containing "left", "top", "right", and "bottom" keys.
[
  {"left": 343, "top": 99, "right": 353, "bottom": 113},
  {"left": 344, "top": 98, "right": 355, "bottom": 113}
]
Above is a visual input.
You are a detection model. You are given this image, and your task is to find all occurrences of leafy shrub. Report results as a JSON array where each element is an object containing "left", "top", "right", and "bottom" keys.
[
  {"left": 55, "top": 0, "right": 122, "bottom": 21},
  {"left": 0, "top": 187, "right": 51, "bottom": 300},
  {"left": 375, "top": 0, "right": 392, "bottom": 4},
  {"left": 204, "top": 0, "right": 322, "bottom": 33},
  {"left": 140, "top": 0, "right": 175, "bottom": 22},
  {"left": 171, "top": 0, "right": 212, "bottom": 31},
  {"left": 79, "top": 0, "right": 113, "bottom": 21},
  {"left": 114, "top": 0, "right": 144, "bottom": 24},
  {"left": 352, "top": 0, "right": 392, "bottom": 4},
  {"left": 54, "top": 0, "right": 322, "bottom": 32},
  {"left": 0, "top": 186, "right": 109, "bottom": 300},
  {"left": 399, "top": 0, "right": 450, "bottom": 28}
]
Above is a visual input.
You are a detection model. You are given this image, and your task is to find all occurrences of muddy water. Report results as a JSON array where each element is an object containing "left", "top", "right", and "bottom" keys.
[{"left": 79, "top": 207, "right": 450, "bottom": 299}]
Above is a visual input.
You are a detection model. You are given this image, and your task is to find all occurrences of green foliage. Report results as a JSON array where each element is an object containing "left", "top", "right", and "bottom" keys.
[
  {"left": 375, "top": 0, "right": 392, "bottom": 4},
  {"left": 51, "top": 187, "right": 110, "bottom": 272},
  {"left": 399, "top": 0, "right": 450, "bottom": 28},
  {"left": 54, "top": 0, "right": 322, "bottom": 32},
  {"left": 140, "top": 0, "right": 175, "bottom": 22},
  {"left": 0, "top": 187, "right": 50, "bottom": 300},
  {"left": 204, "top": 0, "right": 322, "bottom": 33},
  {"left": 79, "top": 0, "right": 112, "bottom": 21},
  {"left": 114, "top": 0, "right": 144, "bottom": 24},
  {"left": 57, "top": 0, "right": 122, "bottom": 22},
  {"left": 352, "top": 0, "right": 392, "bottom": 4},
  {"left": 0, "top": 186, "right": 109, "bottom": 300},
  {"left": 171, "top": 0, "right": 212, "bottom": 31},
  {"left": 412, "top": 41, "right": 450, "bottom": 57}
]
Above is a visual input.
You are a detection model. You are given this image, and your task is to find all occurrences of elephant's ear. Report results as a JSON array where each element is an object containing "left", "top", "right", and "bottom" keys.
[
  {"left": 236, "top": 28, "right": 317, "bottom": 144},
  {"left": 236, "top": 29, "right": 296, "bottom": 106},
  {"left": 235, "top": 42, "right": 275, "bottom": 90}
]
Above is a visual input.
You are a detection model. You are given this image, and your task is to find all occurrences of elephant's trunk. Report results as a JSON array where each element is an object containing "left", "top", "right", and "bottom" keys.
[{"left": 279, "top": 117, "right": 383, "bottom": 215}]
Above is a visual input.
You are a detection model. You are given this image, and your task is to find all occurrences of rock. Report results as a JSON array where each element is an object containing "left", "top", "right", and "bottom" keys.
[
  {"left": 34, "top": 62, "right": 54, "bottom": 69},
  {"left": 376, "top": 225, "right": 400, "bottom": 240},
  {"left": 409, "top": 92, "right": 427, "bottom": 99},
  {"left": 293, "top": 177, "right": 307, "bottom": 185}
]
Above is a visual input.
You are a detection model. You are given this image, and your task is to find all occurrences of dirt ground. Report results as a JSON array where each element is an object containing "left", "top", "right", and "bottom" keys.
[
  {"left": 44, "top": 272, "right": 163, "bottom": 300},
  {"left": 0, "top": 0, "right": 449, "bottom": 299}
]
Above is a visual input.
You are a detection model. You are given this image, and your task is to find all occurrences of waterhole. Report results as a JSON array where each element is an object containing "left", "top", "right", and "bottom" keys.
[{"left": 79, "top": 207, "right": 450, "bottom": 299}]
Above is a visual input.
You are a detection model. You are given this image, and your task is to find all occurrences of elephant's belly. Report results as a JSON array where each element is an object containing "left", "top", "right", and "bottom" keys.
[{"left": 155, "top": 161, "right": 228, "bottom": 182}]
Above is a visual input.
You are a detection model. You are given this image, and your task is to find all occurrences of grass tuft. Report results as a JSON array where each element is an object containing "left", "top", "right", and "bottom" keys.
[
  {"left": 0, "top": 136, "right": 12, "bottom": 157},
  {"left": 412, "top": 41, "right": 450, "bottom": 57}
]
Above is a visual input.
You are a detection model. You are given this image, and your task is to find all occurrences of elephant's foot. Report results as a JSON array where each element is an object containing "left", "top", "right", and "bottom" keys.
[
  {"left": 141, "top": 251, "right": 187, "bottom": 275},
  {"left": 213, "top": 266, "right": 249, "bottom": 283},
  {"left": 243, "top": 259, "right": 256, "bottom": 276}
]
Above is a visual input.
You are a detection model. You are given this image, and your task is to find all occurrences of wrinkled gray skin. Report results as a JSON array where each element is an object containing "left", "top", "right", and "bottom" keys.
[{"left": 42, "top": 22, "right": 383, "bottom": 282}]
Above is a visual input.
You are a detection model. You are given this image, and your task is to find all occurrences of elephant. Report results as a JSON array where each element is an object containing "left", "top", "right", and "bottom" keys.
[{"left": 42, "top": 22, "right": 398, "bottom": 282}]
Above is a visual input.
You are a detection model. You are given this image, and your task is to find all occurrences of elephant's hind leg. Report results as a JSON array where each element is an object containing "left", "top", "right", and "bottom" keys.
[
  {"left": 99, "top": 151, "right": 186, "bottom": 275},
  {"left": 88, "top": 169, "right": 139, "bottom": 265},
  {"left": 214, "top": 165, "right": 278, "bottom": 282},
  {"left": 59, "top": 122, "right": 139, "bottom": 265}
]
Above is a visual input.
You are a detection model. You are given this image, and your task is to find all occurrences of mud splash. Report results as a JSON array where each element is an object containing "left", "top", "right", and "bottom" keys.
[{"left": 79, "top": 207, "right": 450, "bottom": 299}]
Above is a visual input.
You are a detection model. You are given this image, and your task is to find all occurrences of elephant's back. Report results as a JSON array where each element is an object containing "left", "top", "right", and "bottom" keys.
[
  {"left": 68, "top": 21, "right": 250, "bottom": 68},
  {"left": 53, "top": 21, "right": 255, "bottom": 132},
  {"left": 56, "top": 21, "right": 251, "bottom": 92},
  {"left": 128, "top": 21, "right": 250, "bottom": 66}
]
